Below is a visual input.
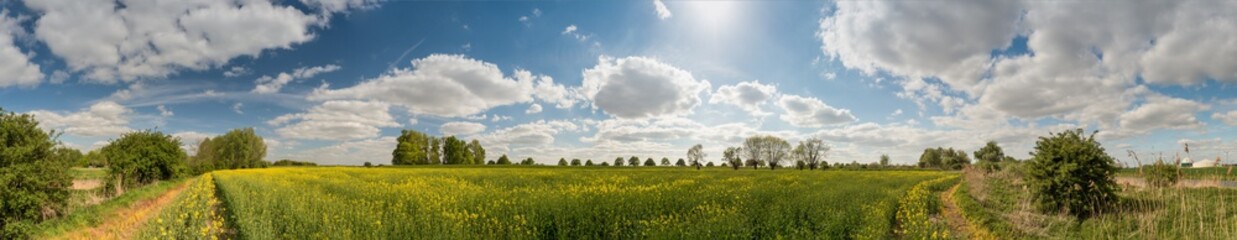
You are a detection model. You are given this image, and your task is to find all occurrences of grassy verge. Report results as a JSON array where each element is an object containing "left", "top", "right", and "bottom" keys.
[
  {"left": 952, "top": 181, "right": 1014, "bottom": 239},
  {"left": 30, "top": 178, "right": 189, "bottom": 238}
]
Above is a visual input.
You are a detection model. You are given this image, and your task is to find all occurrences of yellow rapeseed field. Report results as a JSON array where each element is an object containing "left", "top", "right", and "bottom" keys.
[{"left": 146, "top": 167, "right": 954, "bottom": 239}]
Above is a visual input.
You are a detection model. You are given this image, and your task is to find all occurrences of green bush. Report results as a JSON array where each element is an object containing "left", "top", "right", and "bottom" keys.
[
  {"left": 1025, "top": 129, "right": 1118, "bottom": 219},
  {"left": 101, "top": 130, "right": 187, "bottom": 195},
  {"left": 0, "top": 109, "right": 73, "bottom": 239},
  {"left": 1143, "top": 160, "right": 1179, "bottom": 188}
]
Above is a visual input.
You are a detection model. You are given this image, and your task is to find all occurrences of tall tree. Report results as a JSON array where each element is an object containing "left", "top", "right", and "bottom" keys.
[
  {"left": 744, "top": 135, "right": 790, "bottom": 170},
  {"left": 660, "top": 157, "right": 671, "bottom": 166},
  {"left": 792, "top": 138, "right": 828, "bottom": 170},
  {"left": 442, "top": 136, "right": 471, "bottom": 164},
  {"left": 0, "top": 109, "right": 72, "bottom": 238},
  {"left": 614, "top": 157, "right": 624, "bottom": 166},
  {"left": 628, "top": 156, "right": 640, "bottom": 166},
  {"left": 880, "top": 154, "right": 890, "bottom": 167},
  {"left": 428, "top": 137, "right": 442, "bottom": 164},
  {"left": 212, "top": 128, "right": 267, "bottom": 169},
  {"left": 468, "top": 139, "right": 486, "bottom": 164},
  {"left": 558, "top": 158, "right": 568, "bottom": 166},
  {"left": 687, "top": 144, "right": 705, "bottom": 170},
  {"left": 723, "top": 147, "right": 742, "bottom": 170},
  {"left": 918, "top": 148, "right": 941, "bottom": 169},
  {"left": 570, "top": 159, "right": 582, "bottom": 166},
  {"left": 392, "top": 130, "right": 428, "bottom": 165},
  {"left": 742, "top": 137, "right": 763, "bottom": 169}
]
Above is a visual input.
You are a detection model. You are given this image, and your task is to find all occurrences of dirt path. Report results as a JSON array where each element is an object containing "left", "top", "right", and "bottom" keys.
[
  {"left": 939, "top": 184, "right": 971, "bottom": 239},
  {"left": 52, "top": 179, "right": 193, "bottom": 240},
  {"left": 71, "top": 179, "right": 102, "bottom": 190}
]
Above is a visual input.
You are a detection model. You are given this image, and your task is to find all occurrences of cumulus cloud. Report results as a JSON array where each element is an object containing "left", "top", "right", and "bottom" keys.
[
  {"left": 253, "top": 64, "right": 341, "bottom": 94},
  {"left": 311, "top": 54, "right": 555, "bottom": 117},
  {"left": 267, "top": 100, "right": 400, "bottom": 140},
  {"left": 581, "top": 56, "right": 710, "bottom": 119},
  {"left": 0, "top": 12, "right": 43, "bottom": 87},
  {"left": 777, "top": 95, "right": 856, "bottom": 128},
  {"left": 709, "top": 80, "right": 777, "bottom": 117},
  {"left": 1212, "top": 111, "right": 1237, "bottom": 126},
  {"left": 29, "top": 101, "right": 133, "bottom": 137},
  {"left": 22, "top": 0, "right": 371, "bottom": 82},
  {"left": 474, "top": 120, "right": 583, "bottom": 155},
  {"left": 1117, "top": 95, "right": 1208, "bottom": 135},
  {"left": 441, "top": 122, "right": 487, "bottom": 136},
  {"left": 526, "top": 103, "right": 543, "bottom": 114},
  {"left": 653, "top": 0, "right": 673, "bottom": 20},
  {"left": 285, "top": 136, "right": 395, "bottom": 165}
]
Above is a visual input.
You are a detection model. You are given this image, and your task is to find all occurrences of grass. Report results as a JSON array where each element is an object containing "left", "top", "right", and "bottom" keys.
[
  {"left": 959, "top": 166, "right": 1237, "bottom": 239},
  {"left": 1118, "top": 166, "right": 1237, "bottom": 181},
  {"left": 143, "top": 166, "right": 954, "bottom": 239},
  {"left": 31, "top": 178, "right": 189, "bottom": 238}
]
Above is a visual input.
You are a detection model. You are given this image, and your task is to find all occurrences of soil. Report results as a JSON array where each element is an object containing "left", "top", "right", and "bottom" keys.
[{"left": 51, "top": 180, "right": 192, "bottom": 240}]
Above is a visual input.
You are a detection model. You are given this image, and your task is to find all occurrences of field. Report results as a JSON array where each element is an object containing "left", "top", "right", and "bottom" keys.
[
  {"left": 142, "top": 167, "right": 954, "bottom": 239},
  {"left": 1118, "top": 166, "right": 1237, "bottom": 181}
]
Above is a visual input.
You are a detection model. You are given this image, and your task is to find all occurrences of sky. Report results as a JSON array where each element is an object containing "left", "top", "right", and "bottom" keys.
[{"left": 2, "top": 0, "right": 1237, "bottom": 166}]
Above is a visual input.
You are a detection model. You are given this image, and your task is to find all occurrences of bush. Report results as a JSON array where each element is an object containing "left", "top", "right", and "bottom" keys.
[
  {"left": 102, "top": 130, "right": 187, "bottom": 195},
  {"left": 1024, "top": 129, "right": 1118, "bottom": 219},
  {"left": 1143, "top": 160, "right": 1179, "bottom": 188},
  {"left": 0, "top": 109, "right": 73, "bottom": 239}
]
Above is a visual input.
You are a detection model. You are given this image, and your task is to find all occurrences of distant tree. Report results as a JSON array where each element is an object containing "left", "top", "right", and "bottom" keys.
[
  {"left": 496, "top": 154, "right": 512, "bottom": 165},
  {"left": 687, "top": 144, "right": 705, "bottom": 170},
  {"left": 468, "top": 139, "right": 486, "bottom": 165},
  {"left": 363, "top": 162, "right": 373, "bottom": 167},
  {"left": 600, "top": 162, "right": 609, "bottom": 166},
  {"left": 614, "top": 157, "right": 624, "bottom": 166},
  {"left": 84, "top": 149, "right": 107, "bottom": 168},
  {"left": 486, "top": 160, "right": 494, "bottom": 165},
  {"left": 392, "top": 130, "right": 430, "bottom": 165},
  {"left": 973, "top": 141, "right": 1006, "bottom": 171},
  {"left": 102, "top": 130, "right": 187, "bottom": 195},
  {"left": 272, "top": 159, "right": 316, "bottom": 166},
  {"left": 51, "top": 147, "right": 84, "bottom": 168},
  {"left": 571, "top": 159, "right": 582, "bottom": 166},
  {"left": 942, "top": 148, "right": 971, "bottom": 170},
  {"left": 820, "top": 160, "right": 830, "bottom": 170},
  {"left": 558, "top": 158, "right": 568, "bottom": 166},
  {"left": 442, "top": 136, "right": 473, "bottom": 164},
  {"left": 744, "top": 135, "right": 790, "bottom": 170},
  {"left": 720, "top": 162, "right": 729, "bottom": 167},
  {"left": 585, "top": 159, "right": 594, "bottom": 166},
  {"left": 880, "top": 154, "right": 890, "bottom": 167},
  {"left": 628, "top": 156, "right": 640, "bottom": 166},
  {"left": 918, "top": 148, "right": 942, "bottom": 169},
  {"left": 0, "top": 109, "right": 72, "bottom": 238},
  {"left": 1025, "top": 129, "right": 1118, "bottom": 219},
  {"left": 675, "top": 158, "right": 687, "bottom": 167},
  {"left": 428, "top": 137, "right": 442, "bottom": 164},
  {"left": 643, "top": 158, "right": 656, "bottom": 166},
  {"left": 706, "top": 162, "right": 715, "bottom": 167},
  {"left": 210, "top": 128, "right": 267, "bottom": 170},
  {"left": 521, "top": 157, "right": 536, "bottom": 165},
  {"left": 745, "top": 159, "right": 761, "bottom": 170},
  {"left": 723, "top": 147, "right": 742, "bottom": 170},
  {"left": 795, "top": 160, "right": 806, "bottom": 170},
  {"left": 650, "top": 158, "right": 658, "bottom": 166},
  {"left": 660, "top": 157, "right": 671, "bottom": 166},
  {"left": 791, "top": 138, "right": 829, "bottom": 170}
]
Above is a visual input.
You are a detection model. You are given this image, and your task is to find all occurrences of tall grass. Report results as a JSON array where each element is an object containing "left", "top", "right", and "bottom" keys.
[{"left": 199, "top": 167, "right": 948, "bottom": 239}]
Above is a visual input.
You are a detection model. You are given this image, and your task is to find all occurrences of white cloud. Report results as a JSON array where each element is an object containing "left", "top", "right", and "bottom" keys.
[
  {"left": 21, "top": 0, "right": 373, "bottom": 82},
  {"left": 522, "top": 70, "right": 579, "bottom": 109},
  {"left": 173, "top": 131, "right": 214, "bottom": 155},
  {"left": 232, "top": 103, "right": 244, "bottom": 114},
  {"left": 1117, "top": 95, "right": 1208, "bottom": 135},
  {"left": 311, "top": 54, "right": 540, "bottom": 117},
  {"left": 581, "top": 56, "right": 710, "bottom": 119},
  {"left": 526, "top": 103, "right": 543, "bottom": 114},
  {"left": 1213, "top": 111, "right": 1237, "bottom": 126},
  {"left": 253, "top": 64, "right": 341, "bottom": 94},
  {"left": 268, "top": 100, "right": 400, "bottom": 140},
  {"left": 561, "top": 25, "right": 590, "bottom": 41},
  {"left": 298, "top": 0, "right": 382, "bottom": 15},
  {"left": 475, "top": 120, "right": 582, "bottom": 155},
  {"left": 0, "top": 12, "right": 43, "bottom": 87},
  {"left": 440, "top": 121, "right": 487, "bottom": 136},
  {"left": 29, "top": 101, "right": 133, "bottom": 137},
  {"left": 157, "top": 105, "right": 174, "bottom": 117},
  {"left": 48, "top": 70, "right": 69, "bottom": 84},
  {"left": 286, "top": 136, "right": 395, "bottom": 165},
  {"left": 223, "top": 67, "right": 249, "bottom": 78},
  {"left": 408, "top": 118, "right": 418, "bottom": 126},
  {"left": 653, "top": 0, "right": 673, "bottom": 20},
  {"left": 777, "top": 95, "right": 857, "bottom": 127},
  {"left": 709, "top": 80, "right": 778, "bottom": 117}
]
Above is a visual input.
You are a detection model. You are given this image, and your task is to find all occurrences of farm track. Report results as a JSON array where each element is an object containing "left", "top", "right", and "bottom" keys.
[
  {"left": 51, "top": 180, "right": 193, "bottom": 240},
  {"left": 938, "top": 184, "right": 971, "bottom": 239}
]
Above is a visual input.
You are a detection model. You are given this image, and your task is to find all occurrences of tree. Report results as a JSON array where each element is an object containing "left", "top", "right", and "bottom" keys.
[
  {"left": 879, "top": 154, "right": 890, "bottom": 167},
  {"left": 496, "top": 154, "right": 512, "bottom": 165},
  {"left": 585, "top": 160, "right": 594, "bottom": 166},
  {"left": 600, "top": 162, "right": 609, "bottom": 166},
  {"left": 705, "top": 162, "right": 715, "bottom": 167},
  {"left": 363, "top": 162, "right": 373, "bottom": 167},
  {"left": 941, "top": 148, "right": 971, "bottom": 170},
  {"left": 468, "top": 139, "right": 486, "bottom": 164},
  {"left": 428, "top": 137, "right": 442, "bottom": 164},
  {"left": 628, "top": 156, "right": 640, "bottom": 166},
  {"left": 102, "top": 130, "right": 187, "bottom": 195},
  {"left": 687, "top": 144, "right": 705, "bottom": 170},
  {"left": 272, "top": 159, "right": 316, "bottom": 166},
  {"left": 792, "top": 138, "right": 829, "bottom": 170},
  {"left": 51, "top": 147, "right": 84, "bottom": 167},
  {"left": 643, "top": 158, "right": 656, "bottom": 166},
  {"left": 723, "top": 147, "right": 742, "bottom": 170},
  {"left": 1025, "top": 129, "right": 1118, "bottom": 219},
  {"left": 521, "top": 157, "right": 536, "bottom": 165},
  {"left": 558, "top": 158, "right": 568, "bottom": 166},
  {"left": 660, "top": 157, "right": 670, "bottom": 166},
  {"left": 918, "top": 148, "right": 942, "bottom": 169},
  {"left": 795, "top": 160, "right": 806, "bottom": 170},
  {"left": 84, "top": 149, "right": 107, "bottom": 168},
  {"left": 570, "top": 159, "right": 582, "bottom": 166},
  {"left": 614, "top": 157, "right": 624, "bottom": 166},
  {"left": 973, "top": 141, "right": 1006, "bottom": 171},
  {"left": 392, "top": 130, "right": 430, "bottom": 165},
  {"left": 0, "top": 110, "right": 72, "bottom": 238},
  {"left": 209, "top": 128, "right": 267, "bottom": 170},
  {"left": 674, "top": 158, "right": 687, "bottom": 167},
  {"left": 743, "top": 135, "right": 790, "bottom": 170},
  {"left": 442, "top": 136, "right": 472, "bottom": 164}
]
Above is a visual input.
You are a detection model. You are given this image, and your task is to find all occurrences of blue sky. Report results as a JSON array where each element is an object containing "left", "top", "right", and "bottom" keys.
[{"left": 2, "top": 0, "right": 1236, "bottom": 166}]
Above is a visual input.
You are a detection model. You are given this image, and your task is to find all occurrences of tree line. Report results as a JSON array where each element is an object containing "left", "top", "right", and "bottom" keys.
[{"left": 391, "top": 130, "right": 486, "bottom": 165}]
